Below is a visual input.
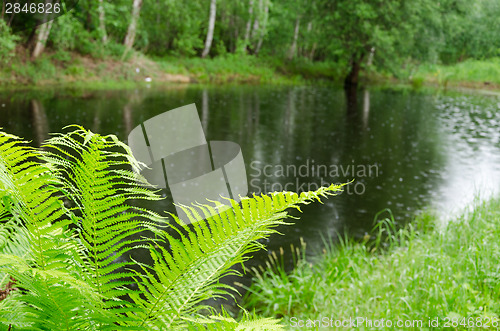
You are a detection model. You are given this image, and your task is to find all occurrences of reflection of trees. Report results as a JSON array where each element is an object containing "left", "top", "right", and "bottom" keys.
[
  {"left": 30, "top": 99, "right": 49, "bottom": 147},
  {"left": 362, "top": 89, "right": 370, "bottom": 130},
  {"left": 345, "top": 84, "right": 358, "bottom": 117},
  {"left": 122, "top": 91, "right": 146, "bottom": 139},
  {"left": 201, "top": 89, "right": 209, "bottom": 133}
]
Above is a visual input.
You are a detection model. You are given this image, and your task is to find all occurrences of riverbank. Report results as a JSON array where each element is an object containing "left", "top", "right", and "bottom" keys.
[
  {"left": 242, "top": 197, "right": 500, "bottom": 329},
  {"left": 394, "top": 57, "right": 500, "bottom": 91},
  {"left": 0, "top": 48, "right": 340, "bottom": 88},
  {"left": 2, "top": 48, "right": 500, "bottom": 92}
]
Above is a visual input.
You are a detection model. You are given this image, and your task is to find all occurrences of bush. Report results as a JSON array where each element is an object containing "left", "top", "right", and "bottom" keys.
[{"left": 0, "top": 21, "right": 19, "bottom": 64}]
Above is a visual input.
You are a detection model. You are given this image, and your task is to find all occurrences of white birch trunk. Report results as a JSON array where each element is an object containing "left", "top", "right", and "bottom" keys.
[
  {"left": 98, "top": 0, "right": 107, "bottom": 43},
  {"left": 251, "top": 12, "right": 260, "bottom": 40},
  {"left": 254, "top": 0, "right": 269, "bottom": 55},
  {"left": 201, "top": 0, "right": 217, "bottom": 58},
  {"left": 123, "top": 0, "right": 143, "bottom": 52},
  {"left": 287, "top": 18, "right": 300, "bottom": 60},
  {"left": 244, "top": 0, "right": 254, "bottom": 44},
  {"left": 32, "top": 20, "right": 53, "bottom": 59},
  {"left": 367, "top": 47, "right": 376, "bottom": 66}
]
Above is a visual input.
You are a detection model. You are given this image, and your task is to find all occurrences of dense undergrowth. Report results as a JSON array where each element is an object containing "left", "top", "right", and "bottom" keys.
[{"left": 243, "top": 199, "right": 500, "bottom": 330}]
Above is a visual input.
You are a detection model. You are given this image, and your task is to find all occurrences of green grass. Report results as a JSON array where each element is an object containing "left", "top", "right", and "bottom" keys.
[
  {"left": 1, "top": 48, "right": 341, "bottom": 87},
  {"left": 413, "top": 58, "right": 500, "bottom": 88},
  {"left": 155, "top": 54, "right": 341, "bottom": 85},
  {"left": 242, "top": 198, "right": 500, "bottom": 330}
]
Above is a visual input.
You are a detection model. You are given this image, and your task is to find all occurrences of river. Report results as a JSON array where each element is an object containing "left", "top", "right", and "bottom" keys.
[{"left": 1, "top": 85, "right": 499, "bottom": 272}]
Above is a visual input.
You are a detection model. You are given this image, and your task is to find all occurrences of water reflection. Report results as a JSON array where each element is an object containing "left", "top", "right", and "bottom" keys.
[
  {"left": 30, "top": 99, "right": 49, "bottom": 147},
  {"left": 1, "top": 86, "right": 499, "bottom": 262}
]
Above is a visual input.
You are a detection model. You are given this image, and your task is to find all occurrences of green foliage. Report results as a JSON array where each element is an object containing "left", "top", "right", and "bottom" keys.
[
  {"left": 244, "top": 198, "right": 500, "bottom": 325},
  {"left": 0, "top": 20, "right": 19, "bottom": 64},
  {"left": 0, "top": 127, "right": 342, "bottom": 329}
]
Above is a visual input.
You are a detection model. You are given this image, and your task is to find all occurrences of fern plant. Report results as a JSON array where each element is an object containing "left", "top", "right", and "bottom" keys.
[{"left": 0, "top": 126, "right": 343, "bottom": 330}]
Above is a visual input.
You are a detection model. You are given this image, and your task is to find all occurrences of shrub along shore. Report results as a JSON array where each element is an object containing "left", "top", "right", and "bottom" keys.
[{"left": 242, "top": 197, "right": 500, "bottom": 330}]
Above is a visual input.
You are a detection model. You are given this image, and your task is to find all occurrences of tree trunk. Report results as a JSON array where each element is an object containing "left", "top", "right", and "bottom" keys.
[
  {"left": 366, "top": 47, "right": 375, "bottom": 66},
  {"left": 123, "top": 0, "right": 143, "bottom": 53},
  {"left": 309, "top": 42, "right": 317, "bottom": 60},
  {"left": 254, "top": 0, "right": 268, "bottom": 55},
  {"left": 98, "top": 0, "right": 107, "bottom": 43},
  {"left": 287, "top": 18, "right": 300, "bottom": 60},
  {"left": 344, "top": 54, "right": 365, "bottom": 89},
  {"left": 31, "top": 20, "right": 53, "bottom": 59},
  {"left": 201, "top": 0, "right": 217, "bottom": 58},
  {"left": 250, "top": 0, "right": 262, "bottom": 40},
  {"left": 243, "top": 0, "right": 254, "bottom": 44}
]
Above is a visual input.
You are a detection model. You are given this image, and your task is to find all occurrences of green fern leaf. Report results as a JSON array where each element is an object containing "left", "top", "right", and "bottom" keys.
[
  {"left": 129, "top": 185, "right": 342, "bottom": 328},
  {"left": 41, "top": 127, "right": 166, "bottom": 308},
  {"left": 0, "top": 131, "right": 99, "bottom": 330}
]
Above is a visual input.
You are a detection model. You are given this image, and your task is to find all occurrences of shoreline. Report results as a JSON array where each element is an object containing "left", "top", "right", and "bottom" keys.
[{"left": 1, "top": 50, "right": 500, "bottom": 94}]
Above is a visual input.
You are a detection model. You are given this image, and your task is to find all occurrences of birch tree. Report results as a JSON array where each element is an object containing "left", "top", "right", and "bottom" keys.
[
  {"left": 31, "top": 20, "right": 53, "bottom": 59},
  {"left": 97, "top": 0, "right": 107, "bottom": 43},
  {"left": 254, "top": 0, "right": 269, "bottom": 55},
  {"left": 287, "top": 18, "right": 300, "bottom": 60},
  {"left": 123, "top": 0, "right": 143, "bottom": 53},
  {"left": 243, "top": 0, "right": 254, "bottom": 46},
  {"left": 201, "top": 0, "right": 217, "bottom": 58}
]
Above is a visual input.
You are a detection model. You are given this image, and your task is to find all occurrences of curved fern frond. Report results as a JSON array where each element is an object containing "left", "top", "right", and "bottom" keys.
[
  {"left": 130, "top": 185, "right": 343, "bottom": 328},
  {"left": 41, "top": 127, "right": 166, "bottom": 306}
]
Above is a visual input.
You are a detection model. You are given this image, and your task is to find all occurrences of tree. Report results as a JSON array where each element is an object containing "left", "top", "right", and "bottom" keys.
[
  {"left": 254, "top": 0, "right": 269, "bottom": 55},
  {"left": 244, "top": 0, "right": 254, "bottom": 47},
  {"left": 97, "top": 0, "right": 108, "bottom": 43},
  {"left": 287, "top": 17, "right": 300, "bottom": 60},
  {"left": 123, "top": 0, "right": 143, "bottom": 54},
  {"left": 201, "top": 0, "right": 217, "bottom": 58},
  {"left": 31, "top": 20, "right": 53, "bottom": 59}
]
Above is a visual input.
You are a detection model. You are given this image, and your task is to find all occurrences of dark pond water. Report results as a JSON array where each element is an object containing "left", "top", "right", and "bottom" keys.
[{"left": 1, "top": 85, "right": 500, "bottom": 270}]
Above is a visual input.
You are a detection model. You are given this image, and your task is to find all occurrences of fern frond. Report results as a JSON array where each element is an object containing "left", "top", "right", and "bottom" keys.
[
  {"left": 185, "top": 307, "right": 285, "bottom": 330},
  {"left": 0, "top": 258, "right": 110, "bottom": 330},
  {"left": 0, "top": 132, "right": 73, "bottom": 270},
  {"left": 0, "top": 131, "right": 98, "bottom": 330},
  {"left": 0, "top": 126, "right": 343, "bottom": 330},
  {"left": 42, "top": 127, "right": 166, "bottom": 305},
  {"left": 129, "top": 185, "right": 343, "bottom": 328}
]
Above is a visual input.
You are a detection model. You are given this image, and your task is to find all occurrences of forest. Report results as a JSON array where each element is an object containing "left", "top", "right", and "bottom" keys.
[{"left": 1, "top": 0, "right": 500, "bottom": 86}]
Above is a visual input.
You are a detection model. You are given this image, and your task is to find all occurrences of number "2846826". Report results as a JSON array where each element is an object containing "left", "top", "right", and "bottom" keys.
[{"left": 5, "top": 2, "right": 61, "bottom": 14}]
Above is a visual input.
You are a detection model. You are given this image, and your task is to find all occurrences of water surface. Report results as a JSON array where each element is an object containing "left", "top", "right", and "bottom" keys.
[{"left": 1, "top": 85, "right": 499, "bottom": 265}]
